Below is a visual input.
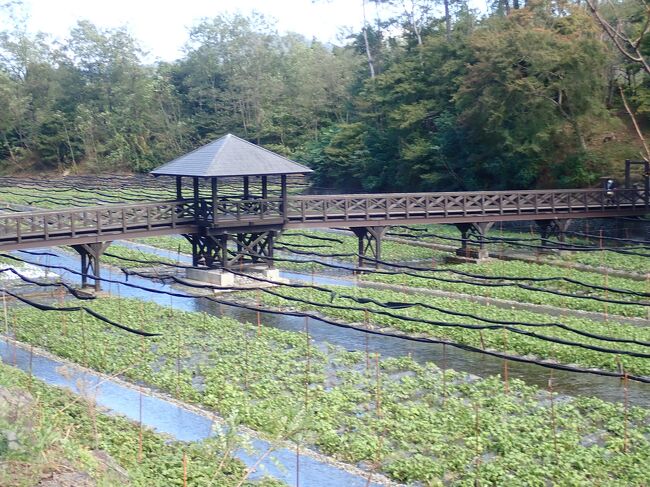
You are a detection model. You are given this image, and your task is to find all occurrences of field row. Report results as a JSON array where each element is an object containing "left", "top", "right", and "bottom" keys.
[{"left": 5, "top": 297, "right": 650, "bottom": 485}]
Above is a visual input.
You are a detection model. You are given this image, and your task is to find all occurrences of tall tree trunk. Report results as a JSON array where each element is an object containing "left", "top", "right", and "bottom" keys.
[
  {"left": 444, "top": 0, "right": 451, "bottom": 41},
  {"left": 362, "top": 0, "right": 376, "bottom": 79},
  {"left": 402, "top": 0, "right": 423, "bottom": 45}
]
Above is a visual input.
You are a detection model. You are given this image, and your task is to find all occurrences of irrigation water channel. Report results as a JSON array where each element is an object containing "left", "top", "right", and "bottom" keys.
[
  {"left": 0, "top": 340, "right": 385, "bottom": 486},
  {"left": 2, "top": 240, "right": 649, "bottom": 484},
  {"left": 14, "top": 242, "right": 650, "bottom": 405}
]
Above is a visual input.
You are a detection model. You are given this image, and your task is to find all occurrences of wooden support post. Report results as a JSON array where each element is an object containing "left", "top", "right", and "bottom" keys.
[
  {"left": 456, "top": 223, "right": 471, "bottom": 252},
  {"left": 281, "top": 174, "right": 288, "bottom": 220},
  {"left": 80, "top": 252, "right": 88, "bottom": 288},
  {"left": 536, "top": 219, "right": 571, "bottom": 246},
  {"left": 193, "top": 177, "right": 200, "bottom": 218},
  {"left": 218, "top": 234, "right": 229, "bottom": 269},
  {"left": 72, "top": 242, "right": 112, "bottom": 291},
  {"left": 176, "top": 176, "right": 183, "bottom": 200},
  {"left": 267, "top": 231, "right": 275, "bottom": 269},
  {"left": 556, "top": 219, "right": 571, "bottom": 243},
  {"left": 537, "top": 220, "right": 552, "bottom": 248},
  {"left": 262, "top": 175, "right": 268, "bottom": 199},
  {"left": 454, "top": 222, "right": 493, "bottom": 259},
  {"left": 243, "top": 176, "right": 250, "bottom": 200},
  {"left": 351, "top": 226, "right": 387, "bottom": 269},
  {"left": 211, "top": 177, "right": 218, "bottom": 224},
  {"left": 191, "top": 235, "right": 199, "bottom": 267}
]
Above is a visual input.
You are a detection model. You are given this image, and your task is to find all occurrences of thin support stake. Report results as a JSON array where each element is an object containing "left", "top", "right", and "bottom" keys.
[
  {"left": 549, "top": 371, "right": 559, "bottom": 470},
  {"left": 624, "top": 372, "right": 629, "bottom": 454},
  {"left": 502, "top": 328, "right": 509, "bottom": 394},
  {"left": 2, "top": 291, "right": 7, "bottom": 336},
  {"left": 81, "top": 310, "right": 87, "bottom": 368},
  {"left": 474, "top": 401, "right": 481, "bottom": 486},
  {"left": 182, "top": 451, "right": 188, "bottom": 487}
]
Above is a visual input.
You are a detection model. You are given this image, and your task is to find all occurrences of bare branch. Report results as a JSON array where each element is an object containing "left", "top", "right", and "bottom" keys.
[
  {"left": 619, "top": 85, "right": 650, "bottom": 162},
  {"left": 585, "top": 0, "right": 650, "bottom": 75}
]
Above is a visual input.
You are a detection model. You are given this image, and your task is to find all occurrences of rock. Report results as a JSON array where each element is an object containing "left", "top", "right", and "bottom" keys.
[
  {"left": 0, "top": 386, "right": 35, "bottom": 446},
  {"left": 0, "top": 386, "right": 34, "bottom": 420}
]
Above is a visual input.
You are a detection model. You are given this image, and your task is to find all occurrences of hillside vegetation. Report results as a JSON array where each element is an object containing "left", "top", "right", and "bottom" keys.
[{"left": 0, "top": 0, "right": 648, "bottom": 191}]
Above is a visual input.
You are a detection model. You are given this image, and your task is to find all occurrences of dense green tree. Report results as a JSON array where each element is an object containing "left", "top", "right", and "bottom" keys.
[
  {"left": 0, "top": 2, "right": 645, "bottom": 190},
  {"left": 455, "top": 3, "right": 611, "bottom": 188}
]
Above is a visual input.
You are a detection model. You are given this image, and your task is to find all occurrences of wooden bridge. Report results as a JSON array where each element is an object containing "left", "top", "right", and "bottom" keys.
[
  {"left": 0, "top": 134, "right": 647, "bottom": 289},
  {"left": 0, "top": 188, "right": 647, "bottom": 252}
]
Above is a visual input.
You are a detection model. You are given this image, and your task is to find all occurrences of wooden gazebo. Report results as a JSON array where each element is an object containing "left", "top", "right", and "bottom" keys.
[
  {"left": 150, "top": 133, "right": 312, "bottom": 269},
  {"left": 150, "top": 133, "right": 312, "bottom": 224}
]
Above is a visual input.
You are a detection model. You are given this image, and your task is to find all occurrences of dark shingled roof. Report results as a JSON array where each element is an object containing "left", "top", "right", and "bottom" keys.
[{"left": 150, "top": 133, "right": 313, "bottom": 177}]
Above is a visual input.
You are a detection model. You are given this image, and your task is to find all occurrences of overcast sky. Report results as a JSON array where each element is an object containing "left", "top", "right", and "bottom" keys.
[{"left": 17, "top": 0, "right": 373, "bottom": 61}]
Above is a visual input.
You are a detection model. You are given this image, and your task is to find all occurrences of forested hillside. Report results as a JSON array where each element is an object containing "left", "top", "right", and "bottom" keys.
[{"left": 0, "top": 0, "right": 648, "bottom": 191}]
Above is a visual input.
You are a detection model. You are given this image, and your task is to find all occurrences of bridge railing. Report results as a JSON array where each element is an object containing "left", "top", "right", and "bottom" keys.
[
  {"left": 0, "top": 200, "right": 196, "bottom": 246},
  {"left": 198, "top": 198, "right": 284, "bottom": 224},
  {"left": 286, "top": 188, "right": 648, "bottom": 223}
]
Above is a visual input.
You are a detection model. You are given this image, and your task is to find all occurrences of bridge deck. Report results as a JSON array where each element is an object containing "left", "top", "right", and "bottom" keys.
[{"left": 0, "top": 189, "right": 646, "bottom": 251}]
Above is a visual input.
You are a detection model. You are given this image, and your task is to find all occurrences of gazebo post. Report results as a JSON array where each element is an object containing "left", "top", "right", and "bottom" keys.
[
  {"left": 261, "top": 176, "right": 268, "bottom": 199},
  {"left": 281, "top": 174, "right": 287, "bottom": 219},
  {"left": 211, "top": 177, "right": 218, "bottom": 223},
  {"left": 243, "top": 176, "right": 250, "bottom": 199},
  {"left": 193, "top": 177, "right": 200, "bottom": 214},
  {"left": 176, "top": 176, "right": 182, "bottom": 200}
]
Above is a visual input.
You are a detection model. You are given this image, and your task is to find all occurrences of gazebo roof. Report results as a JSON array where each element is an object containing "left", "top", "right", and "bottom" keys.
[{"left": 150, "top": 133, "right": 313, "bottom": 178}]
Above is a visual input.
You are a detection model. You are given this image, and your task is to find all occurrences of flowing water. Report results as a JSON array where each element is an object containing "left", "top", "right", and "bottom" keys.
[
  {"left": 14, "top": 246, "right": 650, "bottom": 406},
  {"left": 0, "top": 339, "right": 385, "bottom": 486}
]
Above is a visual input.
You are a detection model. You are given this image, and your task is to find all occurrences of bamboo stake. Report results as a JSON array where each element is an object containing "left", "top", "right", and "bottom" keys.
[
  {"left": 176, "top": 327, "right": 182, "bottom": 398},
  {"left": 138, "top": 334, "right": 145, "bottom": 463},
  {"left": 600, "top": 230, "right": 608, "bottom": 320},
  {"left": 11, "top": 315, "right": 16, "bottom": 365},
  {"left": 375, "top": 353, "right": 381, "bottom": 416},
  {"left": 502, "top": 328, "right": 509, "bottom": 394},
  {"left": 623, "top": 372, "right": 629, "bottom": 454},
  {"left": 474, "top": 401, "right": 481, "bottom": 487},
  {"left": 244, "top": 331, "right": 249, "bottom": 390},
  {"left": 646, "top": 274, "right": 649, "bottom": 321},
  {"left": 182, "top": 451, "right": 188, "bottom": 487},
  {"left": 28, "top": 343, "right": 33, "bottom": 390},
  {"left": 138, "top": 384, "right": 143, "bottom": 463},
  {"left": 305, "top": 315, "right": 310, "bottom": 406},
  {"left": 548, "top": 372, "right": 559, "bottom": 469},
  {"left": 365, "top": 309, "right": 370, "bottom": 375},
  {"left": 256, "top": 289, "right": 261, "bottom": 336},
  {"left": 81, "top": 310, "right": 87, "bottom": 368},
  {"left": 442, "top": 343, "right": 447, "bottom": 405},
  {"left": 2, "top": 290, "right": 8, "bottom": 336}
]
